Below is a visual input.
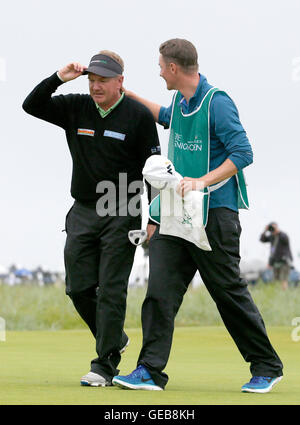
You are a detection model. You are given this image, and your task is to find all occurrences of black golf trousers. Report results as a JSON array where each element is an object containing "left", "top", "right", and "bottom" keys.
[
  {"left": 138, "top": 207, "right": 283, "bottom": 389},
  {"left": 64, "top": 200, "right": 141, "bottom": 381}
]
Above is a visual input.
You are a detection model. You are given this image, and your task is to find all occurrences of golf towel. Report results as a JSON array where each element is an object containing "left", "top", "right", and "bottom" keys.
[{"left": 143, "top": 155, "right": 212, "bottom": 251}]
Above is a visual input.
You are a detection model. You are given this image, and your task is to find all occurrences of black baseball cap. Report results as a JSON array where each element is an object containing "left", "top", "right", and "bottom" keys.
[{"left": 83, "top": 54, "right": 123, "bottom": 77}]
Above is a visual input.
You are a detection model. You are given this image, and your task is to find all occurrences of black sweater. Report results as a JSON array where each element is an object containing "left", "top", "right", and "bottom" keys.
[{"left": 22, "top": 72, "right": 160, "bottom": 204}]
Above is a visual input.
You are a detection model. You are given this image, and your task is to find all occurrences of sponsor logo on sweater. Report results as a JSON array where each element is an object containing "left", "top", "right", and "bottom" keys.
[
  {"left": 104, "top": 130, "right": 126, "bottom": 141},
  {"left": 77, "top": 128, "right": 95, "bottom": 137}
]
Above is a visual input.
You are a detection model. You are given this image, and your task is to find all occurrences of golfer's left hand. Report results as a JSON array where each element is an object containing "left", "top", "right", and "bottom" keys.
[
  {"left": 146, "top": 224, "right": 157, "bottom": 241},
  {"left": 177, "top": 177, "right": 204, "bottom": 197}
]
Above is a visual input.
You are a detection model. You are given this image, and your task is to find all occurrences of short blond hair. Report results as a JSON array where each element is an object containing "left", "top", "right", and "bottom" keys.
[{"left": 99, "top": 50, "right": 124, "bottom": 73}]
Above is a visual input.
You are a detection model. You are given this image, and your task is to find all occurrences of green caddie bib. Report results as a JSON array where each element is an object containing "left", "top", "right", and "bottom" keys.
[{"left": 150, "top": 87, "right": 249, "bottom": 226}]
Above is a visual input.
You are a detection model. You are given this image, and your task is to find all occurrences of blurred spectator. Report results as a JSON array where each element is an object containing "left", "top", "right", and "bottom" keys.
[{"left": 260, "top": 222, "right": 293, "bottom": 290}]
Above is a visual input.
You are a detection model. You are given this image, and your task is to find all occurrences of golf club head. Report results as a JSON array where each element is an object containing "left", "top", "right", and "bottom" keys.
[{"left": 128, "top": 229, "right": 148, "bottom": 246}]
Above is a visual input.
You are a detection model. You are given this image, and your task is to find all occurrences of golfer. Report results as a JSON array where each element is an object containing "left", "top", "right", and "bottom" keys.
[
  {"left": 23, "top": 50, "right": 160, "bottom": 386},
  {"left": 112, "top": 39, "right": 283, "bottom": 393}
]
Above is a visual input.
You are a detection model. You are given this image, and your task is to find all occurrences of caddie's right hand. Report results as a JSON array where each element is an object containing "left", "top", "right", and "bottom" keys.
[{"left": 58, "top": 62, "right": 87, "bottom": 82}]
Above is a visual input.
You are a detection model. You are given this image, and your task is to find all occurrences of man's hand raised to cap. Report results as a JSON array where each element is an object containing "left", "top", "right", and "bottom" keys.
[{"left": 58, "top": 62, "right": 88, "bottom": 82}]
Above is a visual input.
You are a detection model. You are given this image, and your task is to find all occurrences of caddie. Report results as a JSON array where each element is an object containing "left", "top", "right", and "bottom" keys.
[{"left": 112, "top": 38, "right": 283, "bottom": 393}]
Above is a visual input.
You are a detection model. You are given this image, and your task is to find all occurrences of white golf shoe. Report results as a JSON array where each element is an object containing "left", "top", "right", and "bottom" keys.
[
  {"left": 80, "top": 336, "right": 129, "bottom": 386},
  {"left": 80, "top": 371, "right": 111, "bottom": 387}
]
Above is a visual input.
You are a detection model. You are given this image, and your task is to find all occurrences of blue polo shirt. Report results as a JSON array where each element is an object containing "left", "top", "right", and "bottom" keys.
[{"left": 158, "top": 74, "right": 253, "bottom": 212}]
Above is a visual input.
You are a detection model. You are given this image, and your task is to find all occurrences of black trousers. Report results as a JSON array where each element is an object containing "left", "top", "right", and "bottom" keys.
[
  {"left": 64, "top": 200, "right": 140, "bottom": 381},
  {"left": 138, "top": 208, "right": 283, "bottom": 389}
]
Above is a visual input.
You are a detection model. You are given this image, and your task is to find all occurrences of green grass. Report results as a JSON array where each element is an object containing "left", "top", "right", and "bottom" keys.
[
  {"left": 0, "top": 327, "right": 299, "bottom": 405},
  {"left": 0, "top": 282, "right": 299, "bottom": 330},
  {"left": 0, "top": 283, "right": 299, "bottom": 405}
]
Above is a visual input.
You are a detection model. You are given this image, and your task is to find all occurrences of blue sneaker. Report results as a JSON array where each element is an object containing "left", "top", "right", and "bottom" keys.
[
  {"left": 112, "top": 365, "right": 163, "bottom": 391},
  {"left": 241, "top": 376, "right": 283, "bottom": 393}
]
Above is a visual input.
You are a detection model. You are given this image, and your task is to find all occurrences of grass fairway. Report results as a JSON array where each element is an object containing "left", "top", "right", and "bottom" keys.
[{"left": 0, "top": 326, "right": 299, "bottom": 405}]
